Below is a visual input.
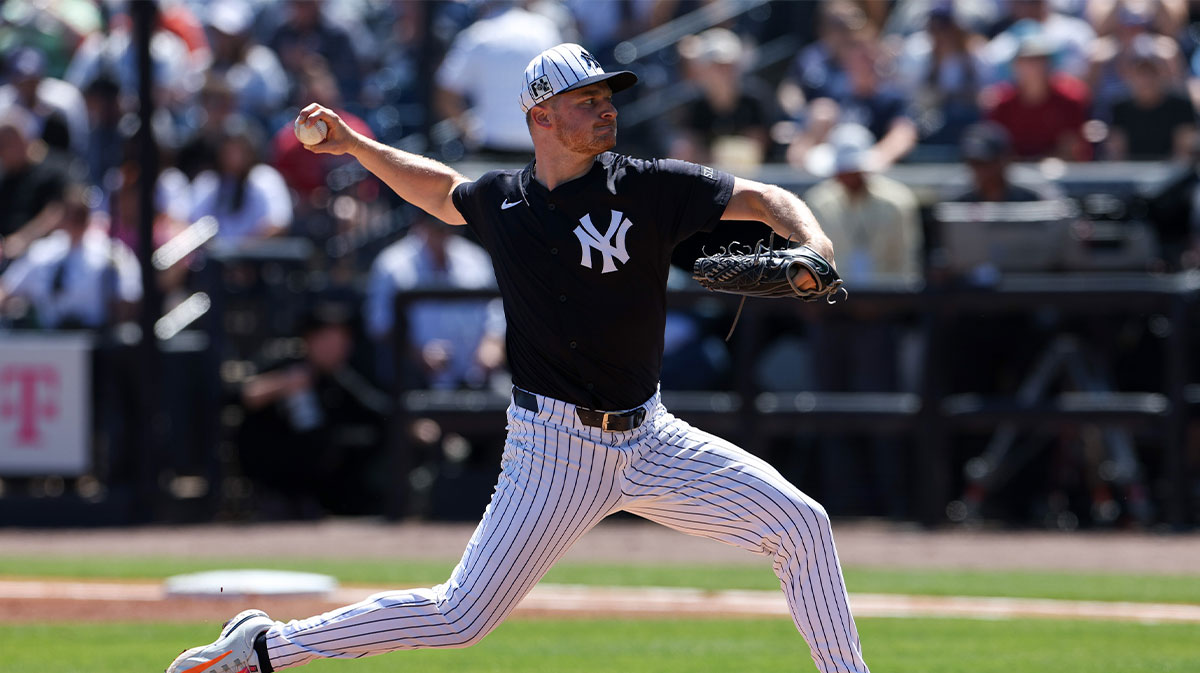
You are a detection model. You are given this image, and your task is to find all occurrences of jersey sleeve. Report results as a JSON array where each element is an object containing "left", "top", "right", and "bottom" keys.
[
  {"left": 451, "top": 173, "right": 503, "bottom": 245},
  {"left": 649, "top": 159, "right": 735, "bottom": 244},
  {"left": 451, "top": 177, "right": 485, "bottom": 231}
]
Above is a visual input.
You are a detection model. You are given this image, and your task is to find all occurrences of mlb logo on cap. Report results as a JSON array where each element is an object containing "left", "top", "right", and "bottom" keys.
[
  {"left": 519, "top": 43, "right": 638, "bottom": 113},
  {"left": 528, "top": 75, "right": 554, "bottom": 104}
]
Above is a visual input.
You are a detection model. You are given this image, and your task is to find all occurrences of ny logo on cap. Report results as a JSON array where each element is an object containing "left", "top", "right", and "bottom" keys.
[
  {"left": 579, "top": 50, "right": 601, "bottom": 72},
  {"left": 529, "top": 75, "right": 554, "bottom": 103}
]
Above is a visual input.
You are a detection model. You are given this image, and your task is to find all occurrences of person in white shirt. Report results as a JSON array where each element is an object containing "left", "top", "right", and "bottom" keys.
[
  {"left": 0, "top": 46, "right": 89, "bottom": 159},
  {"left": 190, "top": 118, "right": 292, "bottom": 246},
  {"left": 0, "top": 185, "right": 141, "bottom": 329},
  {"left": 365, "top": 215, "right": 505, "bottom": 390},
  {"left": 434, "top": 1, "right": 564, "bottom": 157}
]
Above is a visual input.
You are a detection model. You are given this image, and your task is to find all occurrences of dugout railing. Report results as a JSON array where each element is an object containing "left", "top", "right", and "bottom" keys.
[{"left": 388, "top": 273, "right": 1200, "bottom": 529}]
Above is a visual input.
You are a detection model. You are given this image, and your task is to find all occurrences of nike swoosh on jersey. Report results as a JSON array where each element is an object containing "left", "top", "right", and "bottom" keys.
[{"left": 501, "top": 199, "right": 522, "bottom": 210}]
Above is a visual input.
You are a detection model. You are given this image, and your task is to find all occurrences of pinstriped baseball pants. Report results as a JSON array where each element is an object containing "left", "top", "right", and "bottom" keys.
[{"left": 264, "top": 388, "right": 870, "bottom": 672}]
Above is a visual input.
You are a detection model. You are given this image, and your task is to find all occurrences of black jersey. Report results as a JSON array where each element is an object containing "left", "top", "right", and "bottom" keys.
[{"left": 452, "top": 152, "right": 734, "bottom": 410}]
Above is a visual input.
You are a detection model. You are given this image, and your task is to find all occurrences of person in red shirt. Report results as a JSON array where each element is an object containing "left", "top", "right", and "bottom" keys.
[
  {"left": 271, "top": 55, "right": 377, "bottom": 207},
  {"left": 983, "top": 33, "right": 1091, "bottom": 161}
]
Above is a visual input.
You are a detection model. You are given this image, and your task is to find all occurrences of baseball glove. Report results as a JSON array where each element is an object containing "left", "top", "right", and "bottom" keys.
[
  {"left": 692, "top": 240, "right": 847, "bottom": 303},
  {"left": 692, "top": 239, "right": 846, "bottom": 339}
]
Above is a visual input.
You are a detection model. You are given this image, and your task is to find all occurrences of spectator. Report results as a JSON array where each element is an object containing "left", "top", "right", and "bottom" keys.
[
  {"left": 271, "top": 55, "right": 376, "bottom": 207},
  {"left": 0, "top": 46, "right": 89, "bottom": 158},
  {"left": 190, "top": 117, "right": 292, "bottom": 246},
  {"left": 64, "top": 9, "right": 201, "bottom": 115},
  {"left": 0, "top": 105, "right": 77, "bottom": 262},
  {"left": 106, "top": 160, "right": 191, "bottom": 302},
  {"left": 81, "top": 74, "right": 123, "bottom": 185},
  {"left": 0, "top": 1, "right": 103, "bottom": 78},
  {"left": 1105, "top": 36, "right": 1197, "bottom": 160},
  {"left": 565, "top": 0, "right": 651, "bottom": 63},
  {"left": 1086, "top": 0, "right": 1184, "bottom": 121},
  {"left": 982, "top": 2, "right": 1096, "bottom": 83},
  {"left": 948, "top": 121, "right": 1063, "bottom": 202},
  {"left": 356, "top": 2, "right": 427, "bottom": 144},
  {"left": 204, "top": 0, "right": 288, "bottom": 124},
  {"left": 670, "top": 28, "right": 773, "bottom": 167},
  {"left": 1088, "top": 0, "right": 1188, "bottom": 41},
  {"left": 269, "top": 0, "right": 362, "bottom": 105},
  {"left": 177, "top": 74, "right": 239, "bottom": 180},
  {"left": 0, "top": 183, "right": 141, "bottom": 329},
  {"left": 801, "top": 123, "right": 920, "bottom": 518},
  {"left": 982, "top": 32, "right": 1091, "bottom": 161},
  {"left": 364, "top": 215, "right": 505, "bottom": 391},
  {"left": 236, "top": 300, "right": 389, "bottom": 517},
  {"left": 434, "top": 1, "right": 563, "bottom": 159},
  {"left": 788, "top": 37, "right": 918, "bottom": 171},
  {"left": 895, "top": 1, "right": 988, "bottom": 154},
  {"left": 776, "top": 0, "right": 869, "bottom": 123},
  {"left": 803, "top": 123, "right": 923, "bottom": 282},
  {"left": 158, "top": 0, "right": 212, "bottom": 65}
]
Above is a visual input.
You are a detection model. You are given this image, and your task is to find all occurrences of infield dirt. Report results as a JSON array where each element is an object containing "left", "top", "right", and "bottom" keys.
[{"left": 0, "top": 520, "right": 1196, "bottom": 623}]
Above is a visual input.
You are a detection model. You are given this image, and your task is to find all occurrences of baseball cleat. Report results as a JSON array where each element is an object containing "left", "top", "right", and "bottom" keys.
[{"left": 166, "top": 609, "right": 275, "bottom": 673}]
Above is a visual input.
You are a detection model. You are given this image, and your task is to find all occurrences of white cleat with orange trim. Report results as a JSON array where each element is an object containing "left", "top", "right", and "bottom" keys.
[{"left": 166, "top": 609, "right": 275, "bottom": 673}]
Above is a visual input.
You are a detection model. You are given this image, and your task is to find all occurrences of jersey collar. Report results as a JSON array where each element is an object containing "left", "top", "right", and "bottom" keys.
[{"left": 520, "top": 153, "right": 616, "bottom": 202}]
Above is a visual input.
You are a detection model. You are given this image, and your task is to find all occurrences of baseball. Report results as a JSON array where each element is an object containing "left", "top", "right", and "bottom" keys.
[{"left": 294, "top": 118, "right": 328, "bottom": 145}]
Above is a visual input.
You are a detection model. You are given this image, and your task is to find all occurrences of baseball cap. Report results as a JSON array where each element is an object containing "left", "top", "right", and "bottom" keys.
[
  {"left": 207, "top": 0, "right": 254, "bottom": 35},
  {"left": 960, "top": 121, "right": 1012, "bottom": 162},
  {"left": 519, "top": 43, "right": 637, "bottom": 113},
  {"left": 679, "top": 28, "right": 744, "bottom": 64},
  {"left": 1014, "top": 27, "right": 1057, "bottom": 59},
  {"left": 805, "top": 123, "right": 878, "bottom": 177}
]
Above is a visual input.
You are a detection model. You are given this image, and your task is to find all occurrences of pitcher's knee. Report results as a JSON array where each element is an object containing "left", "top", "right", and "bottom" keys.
[
  {"left": 439, "top": 593, "right": 501, "bottom": 648},
  {"left": 769, "top": 492, "right": 833, "bottom": 553}
]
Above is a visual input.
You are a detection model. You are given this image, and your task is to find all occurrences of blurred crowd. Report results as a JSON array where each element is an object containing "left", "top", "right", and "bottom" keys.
[
  {"left": 1, "top": 0, "right": 1197, "bottom": 521},
  {"left": 3, "top": 0, "right": 1199, "bottom": 326}
]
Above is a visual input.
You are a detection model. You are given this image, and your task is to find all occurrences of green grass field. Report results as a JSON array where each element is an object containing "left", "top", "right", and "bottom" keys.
[
  {"left": 4, "top": 556, "right": 1198, "bottom": 673},
  {"left": 7, "top": 617, "right": 1199, "bottom": 673}
]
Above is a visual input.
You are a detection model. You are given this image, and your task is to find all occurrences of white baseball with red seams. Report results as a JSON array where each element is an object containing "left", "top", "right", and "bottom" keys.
[{"left": 293, "top": 118, "right": 327, "bottom": 145}]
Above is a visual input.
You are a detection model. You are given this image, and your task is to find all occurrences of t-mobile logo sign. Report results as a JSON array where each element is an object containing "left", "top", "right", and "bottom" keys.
[{"left": 0, "top": 365, "right": 60, "bottom": 447}]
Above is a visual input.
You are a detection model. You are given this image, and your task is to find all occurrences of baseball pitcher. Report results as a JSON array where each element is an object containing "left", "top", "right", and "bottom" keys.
[{"left": 168, "top": 43, "right": 867, "bottom": 673}]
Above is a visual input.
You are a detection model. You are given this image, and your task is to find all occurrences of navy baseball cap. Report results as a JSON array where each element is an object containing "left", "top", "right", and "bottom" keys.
[
  {"left": 960, "top": 121, "right": 1012, "bottom": 162},
  {"left": 519, "top": 43, "right": 637, "bottom": 113}
]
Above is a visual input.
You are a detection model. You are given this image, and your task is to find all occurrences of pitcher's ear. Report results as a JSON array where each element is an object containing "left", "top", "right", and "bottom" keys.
[{"left": 529, "top": 104, "right": 553, "bottom": 130}]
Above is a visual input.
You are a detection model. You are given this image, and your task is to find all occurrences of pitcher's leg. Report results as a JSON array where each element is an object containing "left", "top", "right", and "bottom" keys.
[
  {"left": 623, "top": 415, "right": 868, "bottom": 673},
  {"left": 265, "top": 419, "right": 624, "bottom": 669}
]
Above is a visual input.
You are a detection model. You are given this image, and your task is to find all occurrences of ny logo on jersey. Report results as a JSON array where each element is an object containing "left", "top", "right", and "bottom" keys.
[{"left": 574, "top": 210, "right": 634, "bottom": 274}]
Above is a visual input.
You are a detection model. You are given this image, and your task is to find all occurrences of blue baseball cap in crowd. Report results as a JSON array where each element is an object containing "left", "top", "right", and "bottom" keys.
[
  {"left": 519, "top": 43, "right": 637, "bottom": 113},
  {"left": 961, "top": 121, "right": 1013, "bottom": 162}
]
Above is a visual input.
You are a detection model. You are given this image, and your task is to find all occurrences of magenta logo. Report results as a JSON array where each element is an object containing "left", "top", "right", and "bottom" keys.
[{"left": 0, "top": 365, "right": 60, "bottom": 447}]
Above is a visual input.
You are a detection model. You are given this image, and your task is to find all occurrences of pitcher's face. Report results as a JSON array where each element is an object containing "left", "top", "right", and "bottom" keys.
[{"left": 548, "top": 83, "right": 618, "bottom": 156}]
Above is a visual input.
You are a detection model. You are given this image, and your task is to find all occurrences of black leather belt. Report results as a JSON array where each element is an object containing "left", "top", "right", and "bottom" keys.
[{"left": 513, "top": 387, "right": 647, "bottom": 432}]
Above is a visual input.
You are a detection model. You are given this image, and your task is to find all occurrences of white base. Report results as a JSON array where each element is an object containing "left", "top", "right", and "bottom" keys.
[{"left": 164, "top": 569, "right": 338, "bottom": 599}]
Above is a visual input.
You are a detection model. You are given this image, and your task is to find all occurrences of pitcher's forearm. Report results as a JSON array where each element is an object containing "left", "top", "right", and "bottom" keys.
[
  {"left": 350, "top": 136, "right": 470, "bottom": 225},
  {"left": 724, "top": 179, "right": 834, "bottom": 263}
]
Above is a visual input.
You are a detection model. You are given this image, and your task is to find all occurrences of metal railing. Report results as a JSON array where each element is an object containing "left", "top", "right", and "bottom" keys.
[{"left": 388, "top": 274, "right": 1200, "bottom": 528}]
